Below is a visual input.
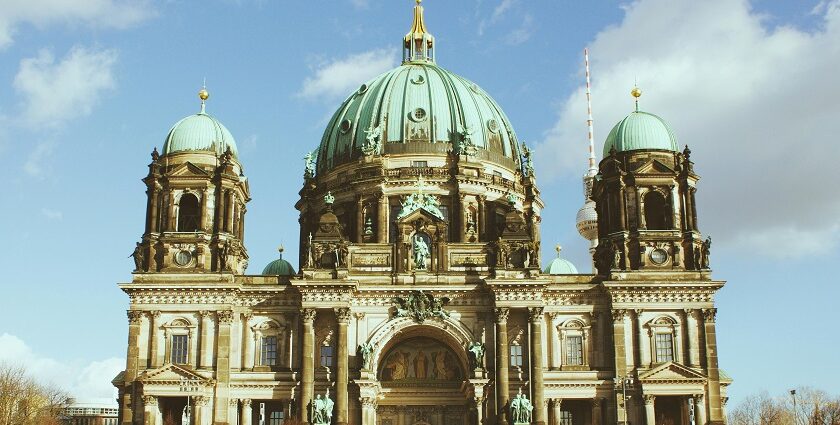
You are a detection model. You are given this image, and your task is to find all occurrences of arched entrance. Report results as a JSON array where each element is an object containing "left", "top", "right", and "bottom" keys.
[{"left": 362, "top": 318, "right": 481, "bottom": 425}]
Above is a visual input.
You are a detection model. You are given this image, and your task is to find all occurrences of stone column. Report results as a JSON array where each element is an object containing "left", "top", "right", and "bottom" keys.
[
  {"left": 636, "top": 187, "right": 647, "bottom": 230},
  {"left": 611, "top": 310, "right": 628, "bottom": 425},
  {"left": 473, "top": 397, "right": 485, "bottom": 425},
  {"left": 241, "top": 399, "right": 252, "bottom": 425},
  {"left": 460, "top": 195, "right": 469, "bottom": 242},
  {"left": 335, "top": 308, "right": 351, "bottom": 425},
  {"left": 126, "top": 311, "right": 144, "bottom": 383},
  {"left": 193, "top": 396, "right": 208, "bottom": 425},
  {"left": 167, "top": 190, "right": 176, "bottom": 231},
  {"left": 148, "top": 311, "right": 160, "bottom": 368},
  {"left": 551, "top": 399, "right": 562, "bottom": 425},
  {"left": 478, "top": 195, "right": 487, "bottom": 241},
  {"left": 378, "top": 194, "right": 389, "bottom": 243},
  {"left": 215, "top": 311, "right": 234, "bottom": 423},
  {"left": 685, "top": 309, "right": 701, "bottom": 367},
  {"left": 301, "top": 309, "right": 317, "bottom": 423},
  {"left": 143, "top": 395, "right": 157, "bottom": 425},
  {"left": 702, "top": 309, "right": 724, "bottom": 423},
  {"left": 199, "top": 311, "right": 213, "bottom": 369},
  {"left": 188, "top": 328, "right": 198, "bottom": 367},
  {"left": 228, "top": 400, "right": 239, "bottom": 425},
  {"left": 495, "top": 308, "right": 511, "bottom": 425},
  {"left": 243, "top": 314, "right": 255, "bottom": 369},
  {"left": 617, "top": 184, "right": 627, "bottom": 231},
  {"left": 225, "top": 191, "right": 235, "bottom": 233},
  {"left": 644, "top": 395, "right": 656, "bottom": 425},
  {"left": 592, "top": 398, "right": 602, "bottom": 425},
  {"left": 361, "top": 397, "right": 377, "bottom": 425},
  {"left": 635, "top": 309, "right": 647, "bottom": 368},
  {"left": 590, "top": 312, "right": 600, "bottom": 369},
  {"left": 548, "top": 313, "right": 560, "bottom": 370},
  {"left": 434, "top": 407, "right": 444, "bottom": 425},
  {"left": 694, "top": 394, "right": 706, "bottom": 425},
  {"left": 529, "top": 307, "right": 546, "bottom": 425}
]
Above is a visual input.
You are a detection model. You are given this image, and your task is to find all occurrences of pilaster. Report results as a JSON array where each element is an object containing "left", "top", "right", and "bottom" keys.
[
  {"left": 528, "top": 307, "right": 546, "bottom": 425},
  {"left": 495, "top": 307, "right": 510, "bottom": 425}
]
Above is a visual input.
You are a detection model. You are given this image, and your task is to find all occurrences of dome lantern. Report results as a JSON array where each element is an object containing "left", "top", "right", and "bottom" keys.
[{"left": 404, "top": 0, "right": 435, "bottom": 63}]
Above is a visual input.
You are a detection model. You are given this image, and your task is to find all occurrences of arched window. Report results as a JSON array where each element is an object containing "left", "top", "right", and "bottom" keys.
[
  {"left": 644, "top": 191, "right": 669, "bottom": 230},
  {"left": 647, "top": 316, "right": 679, "bottom": 364},
  {"left": 163, "top": 317, "right": 195, "bottom": 366},
  {"left": 558, "top": 319, "right": 590, "bottom": 369},
  {"left": 253, "top": 319, "right": 286, "bottom": 369},
  {"left": 177, "top": 193, "right": 200, "bottom": 232}
]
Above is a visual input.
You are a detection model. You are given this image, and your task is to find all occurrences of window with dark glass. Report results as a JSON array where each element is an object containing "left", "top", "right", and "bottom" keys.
[
  {"left": 171, "top": 334, "right": 188, "bottom": 364},
  {"left": 558, "top": 411, "right": 573, "bottom": 425},
  {"left": 509, "top": 344, "right": 523, "bottom": 367},
  {"left": 411, "top": 160, "right": 428, "bottom": 168},
  {"left": 261, "top": 336, "right": 278, "bottom": 366},
  {"left": 644, "top": 191, "right": 669, "bottom": 230},
  {"left": 320, "top": 345, "right": 334, "bottom": 367},
  {"left": 655, "top": 333, "right": 674, "bottom": 363},
  {"left": 566, "top": 335, "right": 583, "bottom": 365},
  {"left": 177, "top": 194, "right": 200, "bottom": 232},
  {"left": 269, "top": 411, "right": 284, "bottom": 425}
]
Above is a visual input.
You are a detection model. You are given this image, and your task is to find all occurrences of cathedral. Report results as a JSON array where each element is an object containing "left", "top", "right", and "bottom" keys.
[{"left": 114, "top": 3, "right": 730, "bottom": 425}]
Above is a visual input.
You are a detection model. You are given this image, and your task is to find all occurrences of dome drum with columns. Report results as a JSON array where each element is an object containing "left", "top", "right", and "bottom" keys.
[{"left": 117, "top": 5, "right": 730, "bottom": 425}]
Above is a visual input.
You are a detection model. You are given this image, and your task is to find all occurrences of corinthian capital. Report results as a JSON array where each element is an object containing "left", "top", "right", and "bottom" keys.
[
  {"left": 335, "top": 307, "right": 352, "bottom": 323},
  {"left": 611, "top": 309, "right": 627, "bottom": 322},
  {"left": 127, "top": 310, "right": 144, "bottom": 325},
  {"left": 702, "top": 308, "right": 717, "bottom": 323},
  {"left": 528, "top": 307, "right": 544, "bottom": 323},
  {"left": 302, "top": 308, "right": 317, "bottom": 323},
  {"left": 494, "top": 307, "right": 510, "bottom": 324}
]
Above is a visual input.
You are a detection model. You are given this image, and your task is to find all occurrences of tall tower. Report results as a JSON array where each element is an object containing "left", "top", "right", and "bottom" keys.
[
  {"left": 134, "top": 87, "right": 250, "bottom": 274},
  {"left": 576, "top": 48, "right": 599, "bottom": 270}
]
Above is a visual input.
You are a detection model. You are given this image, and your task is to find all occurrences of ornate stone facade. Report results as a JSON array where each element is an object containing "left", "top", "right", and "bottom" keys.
[{"left": 115, "top": 4, "right": 729, "bottom": 425}]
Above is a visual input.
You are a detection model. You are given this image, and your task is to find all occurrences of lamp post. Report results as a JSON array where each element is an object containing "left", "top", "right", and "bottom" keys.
[
  {"left": 790, "top": 389, "right": 798, "bottom": 425},
  {"left": 614, "top": 376, "right": 634, "bottom": 425},
  {"left": 180, "top": 377, "right": 200, "bottom": 425}
]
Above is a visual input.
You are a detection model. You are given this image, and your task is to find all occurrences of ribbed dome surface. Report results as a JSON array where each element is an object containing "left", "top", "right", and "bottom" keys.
[
  {"left": 603, "top": 111, "right": 678, "bottom": 156},
  {"left": 544, "top": 257, "right": 579, "bottom": 275},
  {"left": 162, "top": 112, "right": 238, "bottom": 158},
  {"left": 262, "top": 256, "right": 295, "bottom": 276},
  {"left": 317, "top": 62, "right": 521, "bottom": 174}
]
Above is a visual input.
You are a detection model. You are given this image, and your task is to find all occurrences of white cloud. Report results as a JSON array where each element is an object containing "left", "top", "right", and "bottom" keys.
[
  {"left": 349, "top": 0, "right": 369, "bottom": 9},
  {"left": 0, "top": 0, "right": 154, "bottom": 49},
  {"left": 14, "top": 46, "right": 118, "bottom": 128},
  {"left": 505, "top": 14, "right": 533, "bottom": 45},
  {"left": 535, "top": 0, "right": 840, "bottom": 258},
  {"left": 298, "top": 48, "right": 398, "bottom": 101},
  {"left": 0, "top": 333, "right": 123, "bottom": 400},
  {"left": 23, "top": 141, "right": 54, "bottom": 177},
  {"left": 40, "top": 207, "right": 63, "bottom": 221}
]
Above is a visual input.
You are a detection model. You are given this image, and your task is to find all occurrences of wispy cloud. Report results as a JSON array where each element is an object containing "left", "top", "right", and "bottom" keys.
[
  {"left": 298, "top": 47, "right": 398, "bottom": 102},
  {"left": 535, "top": 0, "right": 840, "bottom": 258},
  {"left": 23, "top": 141, "right": 55, "bottom": 177},
  {"left": 0, "top": 333, "right": 123, "bottom": 400},
  {"left": 14, "top": 46, "right": 118, "bottom": 129},
  {"left": 478, "top": 0, "right": 519, "bottom": 36},
  {"left": 505, "top": 14, "right": 534, "bottom": 45},
  {"left": 0, "top": 0, "right": 155, "bottom": 49},
  {"left": 349, "top": 0, "right": 369, "bottom": 9},
  {"left": 40, "top": 207, "right": 63, "bottom": 221}
]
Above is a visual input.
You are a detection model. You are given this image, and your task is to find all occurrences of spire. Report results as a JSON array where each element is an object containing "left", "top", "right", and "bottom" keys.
[
  {"left": 198, "top": 80, "right": 209, "bottom": 114},
  {"left": 584, "top": 48, "right": 597, "bottom": 175},
  {"left": 403, "top": 0, "right": 435, "bottom": 63},
  {"left": 631, "top": 85, "right": 642, "bottom": 112}
]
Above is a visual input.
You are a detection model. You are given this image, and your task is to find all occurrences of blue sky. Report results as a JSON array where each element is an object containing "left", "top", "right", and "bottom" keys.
[{"left": 0, "top": 0, "right": 838, "bottom": 405}]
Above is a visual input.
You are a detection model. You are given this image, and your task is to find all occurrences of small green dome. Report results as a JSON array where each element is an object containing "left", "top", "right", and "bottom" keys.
[
  {"left": 544, "top": 245, "right": 578, "bottom": 275},
  {"left": 262, "top": 254, "right": 295, "bottom": 276},
  {"left": 162, "top": 110, "right": 238, "bottom": 158},
  {"left": 602, "top": 110, "right": 678, "bottom": 157}
]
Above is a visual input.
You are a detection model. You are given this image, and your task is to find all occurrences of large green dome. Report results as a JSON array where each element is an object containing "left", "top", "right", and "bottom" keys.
[
  {"left": 602, "top": 110, "right": 678, "bottom": 157},
  {"left": 162, "top": 108, "right": 238, "bottom": 158},
  {"left": 316, "top": 62, "right": 522, "bottom": 174}
]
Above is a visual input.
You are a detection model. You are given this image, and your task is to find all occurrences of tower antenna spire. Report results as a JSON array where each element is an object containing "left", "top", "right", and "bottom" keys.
[{"left": 584, "top": 48, "right": 596, "bottom": 174}]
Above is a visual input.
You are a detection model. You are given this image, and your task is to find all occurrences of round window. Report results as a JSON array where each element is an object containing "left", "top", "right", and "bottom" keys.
[
  {"left": 487, "top": 119, "right": 500, "bottom": 133},
  {"left": 412, "top": 108, "right": 427, "bottom": 121},
  {"left": 357, "top": 84, "right": 368, "bottom": 94},
  {"left": 340, "top": 119, "right": 352, "bottom": 133},
  {"left": 411, "top": 74, "right": 425, "bottom": 84},
  {"left": 650, "top": 248, "right": 668, "bottom": 265},
  {"left": 470, "top": 83, "right": 480, "bottom": 93},
  {"left": 174, "top": 250, "right": 192, "bottom": 267}
]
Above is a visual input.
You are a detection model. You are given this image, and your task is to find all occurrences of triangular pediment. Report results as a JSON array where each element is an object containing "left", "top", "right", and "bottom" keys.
[
  {"left": 398, "top": 207, "right": 446, "bottom": 224},
  {"left": 138, "top": 363, "right": 212, "bottom": 384},
  {"left": 167, "top": 162, "right": 211, "bottom": 178},
  {"left": 635, "top": 159, "right": 674, "bottom": 174},
  {"left": 639, "top": 362, "right": 707, "bottom": 382}
]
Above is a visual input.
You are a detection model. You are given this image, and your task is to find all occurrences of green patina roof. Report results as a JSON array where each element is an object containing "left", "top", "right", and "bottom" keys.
[
  {"left": 317, "top": 62, "right": 521, "bottom": 174},
  {"left": 262, "top": 255, "right": 295, "bottom": 276},
  {"left": 162, "top": 111, "right": 238, "bottom": 158},
  {"left": 544, "top": 256, "right": 579, "bottom": 275},
  {"left": 603, "top": 110, "right": 678, "bottom": 157}
]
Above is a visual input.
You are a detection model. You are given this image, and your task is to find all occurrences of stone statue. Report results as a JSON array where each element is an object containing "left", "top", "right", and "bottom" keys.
[
  {"left": 304, "top": 151, "right": 316, "bottom": 178},
  {"left": 521, "top": 142, "right": 534, "bottom": 176},
  {"left": 392, "top": 290, "right": 450, "bottom": 323},
  {"left": 413, "top": 235, "right": 430, "bottom": 270},
  {"left": 358, "top": 343, "right": 375, "bottom": 370},
  {"left": 700, "top": 236, "right": 712, "bottom": 269},
  {"left": 311, "top": 393, "right": 334, "bottom": 425},
  {"left": 611, "top": 241, "right": 622, "bottom": 270},
  {"left": 467, "top": 342, "right": 485, "bottom": 369},
  {"left": 219, "top": 241, "right": 231, "bottom": 271},
  {"left": 510, "top": 392, "right": 534, "bottom": 425},
  {"left": 336, "top": 243, "right": 349, "bottom": 268},
  {"left": 130, "top": 242, "right": 144, "bottom": 272},
  {"left": 362, "top": 125, "right": 382, "bottom": 156},
  {"left": 306, "top": 232, "right": 315, "bottom": 268}
]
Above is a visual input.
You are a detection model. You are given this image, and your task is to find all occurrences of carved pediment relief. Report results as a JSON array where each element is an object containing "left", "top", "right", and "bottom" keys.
[
  {"left": 138, "top": 363, "right": 212, "bottom": 384},
  {"left": 635, "top": 159, "right": 674, "bottom": 175},
  {"left": 639, "top": 362, "right": 706, "bottom": 382},
  {"left": 167, "top": 162, "right": 211, "bottom": 178}
]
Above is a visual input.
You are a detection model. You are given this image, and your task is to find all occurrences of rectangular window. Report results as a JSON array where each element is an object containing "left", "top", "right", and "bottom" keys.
[
  {"left": 411, "top": 160, "right": 428, "bottom": 168},
  {"left": 558, "top": 411, "right": 573, "bottom": 425},
  {"left": 171, "top": 334, "right": 188, "bottom": 364},
  {"left": 655, "top": 333, "right": 674, "bottom": 363},
  {"left": 565, "top": 335, "right": 584, "bottom": 365},
  {"left": 320, "top": 345, "right": 334, "bottom": 367},
  {"left": 509, "top": 344, "right": 523, "bottom": 368},
  {"left": 269, "top": 411, "right": 284, "bottom": 425},
  {"left": 261, "top": 336, "right": 278, "bottom": 366}
]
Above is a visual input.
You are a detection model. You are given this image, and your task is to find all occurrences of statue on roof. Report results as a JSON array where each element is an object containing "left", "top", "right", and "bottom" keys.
[
  {"left": 362, "top": 125, "right": 382, "bottom": 156},
  {"left": 304, "top": 151, "right": 316, "bottom": 178},
  {"left": 413, "top": 235, "right": 430, "bottom": 270}
]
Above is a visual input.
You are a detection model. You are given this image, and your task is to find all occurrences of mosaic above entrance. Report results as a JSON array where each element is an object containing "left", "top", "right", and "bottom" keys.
[{"left": 379, "top": 337, "right": 462, "bottom": 386}]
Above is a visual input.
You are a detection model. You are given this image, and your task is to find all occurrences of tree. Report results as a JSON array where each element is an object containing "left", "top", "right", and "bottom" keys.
[
  {"left": 0, "top": 363, "right": 71, "bottom": 425},
  {"left": 729, "top": 387, "right": 840, "bottom": 425}
]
